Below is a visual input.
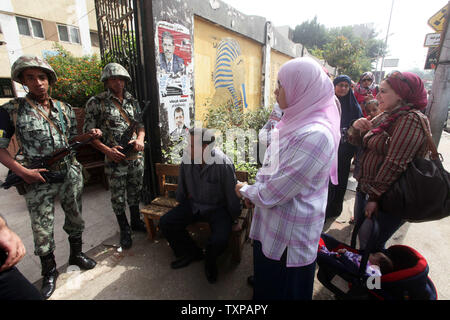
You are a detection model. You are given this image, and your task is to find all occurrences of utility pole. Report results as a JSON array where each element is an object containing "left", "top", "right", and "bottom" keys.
[
  {"left": 426, "top": 1, "right": 450, "bottom": 147},
  {"left": 380, "top": 0, "right": 395, "bottom": 79}
]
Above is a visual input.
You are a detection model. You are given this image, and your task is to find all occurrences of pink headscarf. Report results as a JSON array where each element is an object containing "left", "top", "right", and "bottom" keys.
[{"left": 275, "top": 57, "right": 341, "bottom": 184}]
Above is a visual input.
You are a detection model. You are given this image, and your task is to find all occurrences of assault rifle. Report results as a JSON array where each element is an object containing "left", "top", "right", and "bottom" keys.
[
  {"left": 117, "top": 120, "right": 138, "bottom": 156},
  {"left": 1, "top": 137, "right": 93, "bottom": 190}
]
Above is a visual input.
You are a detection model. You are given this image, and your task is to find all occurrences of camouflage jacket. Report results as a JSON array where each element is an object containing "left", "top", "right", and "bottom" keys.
[
  {"left": 0, "top": 96, "right": 77, "bottom": 163},
  {"left": 83, "top": 89, "right": 144, "bottom": 150}
]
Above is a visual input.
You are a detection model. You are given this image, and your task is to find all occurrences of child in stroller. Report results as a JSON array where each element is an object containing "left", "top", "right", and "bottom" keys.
[
  {"left": 317, "top": 217, "right": 438, "bottom": 300},
  {"left": 319, "top": 241, "right": 394, "bottom": 278}
]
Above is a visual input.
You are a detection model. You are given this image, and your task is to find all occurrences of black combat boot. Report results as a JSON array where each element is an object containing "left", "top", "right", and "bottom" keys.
[
  {"left": 39, "top": 252, "right": 59, "bottom": 299},
  {"left": 115, "top": 213, "right": 132, "bottom": 249},
  {"left": 129, "top": 205, "right": 147, "bottom": 232},
  {"left": 68, "top": 236, "right": 97, "bottom": 270}
]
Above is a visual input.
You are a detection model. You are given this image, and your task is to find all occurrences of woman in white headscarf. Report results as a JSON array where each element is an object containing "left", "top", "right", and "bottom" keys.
[{"left": 235, "top": 57, "right": 341, "bottom": 300}]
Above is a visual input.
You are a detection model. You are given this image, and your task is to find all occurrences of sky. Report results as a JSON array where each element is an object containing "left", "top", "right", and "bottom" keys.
[{"left": 220, "top": 0, "right": 447, "bottom": 72}]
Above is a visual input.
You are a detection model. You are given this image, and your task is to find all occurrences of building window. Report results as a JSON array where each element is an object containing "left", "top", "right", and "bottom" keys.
[
  {"left": 57, "top": 24, "right": 81, "bottom": 44},
  {"left": 16, "top": 16, "right": 44, "bottom": 39},
  {"left": 0, "top": 79, "right": 14, "bottom": 98},
  {"left": 90, "top": 31, "right": 99, "bottom": 47}
]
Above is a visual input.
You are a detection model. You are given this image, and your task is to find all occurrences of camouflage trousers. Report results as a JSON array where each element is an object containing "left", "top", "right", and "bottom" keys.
[
  {"left": 24, "top": 161, "right": 85, "bottom": 257},
  {"left": 104, "top": 157, "right": 144, "bottom": 216}
]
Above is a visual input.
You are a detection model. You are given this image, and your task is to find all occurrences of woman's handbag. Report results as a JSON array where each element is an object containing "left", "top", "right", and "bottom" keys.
[{"left": 379, "top": 111, "right": 450, "bottom": 222}]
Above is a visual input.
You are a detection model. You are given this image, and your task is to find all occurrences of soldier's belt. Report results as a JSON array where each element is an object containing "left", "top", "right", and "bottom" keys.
[
  {"left": 125, "top": 154, "right": 143, "bottom": 161},
  {"left": 48, "top": 155, "right": 75, "bottom": 171}
]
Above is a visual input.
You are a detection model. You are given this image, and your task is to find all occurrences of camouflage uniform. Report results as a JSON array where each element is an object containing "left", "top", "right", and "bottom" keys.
[
  {"left": 83, "top": 63, "right": 145, "bottom": 217},
  {"left": 0, "top": 56, "right": 84, "bottom": 256}
]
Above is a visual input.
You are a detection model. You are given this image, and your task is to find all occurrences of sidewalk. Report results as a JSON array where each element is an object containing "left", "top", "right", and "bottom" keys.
[{"left": 2, "top": 133, "right": 450, "bottom": 300}]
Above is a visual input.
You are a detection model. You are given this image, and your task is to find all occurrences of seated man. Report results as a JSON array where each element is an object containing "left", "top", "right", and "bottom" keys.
[{"left": 159, "top": 128, "right": 241, "bottom": 283}]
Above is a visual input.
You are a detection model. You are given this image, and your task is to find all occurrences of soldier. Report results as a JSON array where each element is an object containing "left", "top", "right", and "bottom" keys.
[
  {"left": 84, "top": 63, "right": 146, "bottom": 250},
  {"left": 0, "top": 55, "right": 102, "bottom": 299}
]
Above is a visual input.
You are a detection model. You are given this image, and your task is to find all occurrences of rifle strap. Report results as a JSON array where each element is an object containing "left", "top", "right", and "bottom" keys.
[
  {"left": 11, "top": 100, "right": 23, "bottom": 154},
  {"left": 110, "top": 99, "right": 132, "bottom": 126},
  {"left": 24, "top": 97, "right": 69, "bottom": 146},
  {"left": 55, "top": 101, "right": 67, "bottom": 138}
]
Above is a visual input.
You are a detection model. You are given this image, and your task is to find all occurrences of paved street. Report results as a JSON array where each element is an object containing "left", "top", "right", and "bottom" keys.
[{"left": 1, "top": 132, "right": 450, "bottom": 300}]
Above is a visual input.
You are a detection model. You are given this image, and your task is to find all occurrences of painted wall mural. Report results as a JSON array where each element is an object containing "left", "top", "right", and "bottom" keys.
[
  {"left": 156, "top": 21, "right": 194, "bottom": 148},
  {"left": 193, "top": 17, "right": 262, "bottom": 123},
  {"left": 212, "top": 38, "right": 248, "bottom": 110}
]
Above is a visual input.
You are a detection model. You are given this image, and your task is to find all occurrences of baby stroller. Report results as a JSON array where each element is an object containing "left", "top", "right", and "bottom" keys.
[{"left": 317, "top": 217, "right": 438, "bottom": 300}]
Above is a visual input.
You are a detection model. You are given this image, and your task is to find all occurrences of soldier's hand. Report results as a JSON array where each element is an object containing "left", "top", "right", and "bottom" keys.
[
  {"left": 129, "top": 139, "right": 144, "bottom": 152},
  {"left": 19, "top": 168, "right": 48, "bottom": 184},
  {"left": 88, "top": 128, "right": 102, "bottom": 139},
  {"left": 108, "top": 146, "right": 126, "bottom": 163},
  {"left": 0, "top": 224, "right": 26, "bottom": 272}
]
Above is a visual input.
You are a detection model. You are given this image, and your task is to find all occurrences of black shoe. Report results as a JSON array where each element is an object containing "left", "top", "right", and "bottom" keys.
[
  {"left": 247, "top": 275, "right": 254, "bottom": 287},
  {"left": 40, "top": 253, "right": 59, "bottom": 299},
  {"left": 130, "top": 205, "right": 147, "bottom": 233},
  {"left": 115, "top": 213, "right": 132, "bottom": 249},
  {"left": 68, "top": 236, "right": 97, "bottom": 270},
  {"left": 170, "top": 250, "right": 204, "bottom": 269},
  {"left": 205, "top": 259, "right": 218, "bottom": 283}
]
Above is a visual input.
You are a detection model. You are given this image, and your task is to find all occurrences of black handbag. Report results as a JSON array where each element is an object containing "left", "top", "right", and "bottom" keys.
[{"left": 379, "top": 111, "right": 450, "bottom": 222}]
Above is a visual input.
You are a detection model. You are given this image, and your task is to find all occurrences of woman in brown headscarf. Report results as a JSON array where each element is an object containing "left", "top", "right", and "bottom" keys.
[{"left": 348, "top": 71, "right": 429, "bottom": 250}]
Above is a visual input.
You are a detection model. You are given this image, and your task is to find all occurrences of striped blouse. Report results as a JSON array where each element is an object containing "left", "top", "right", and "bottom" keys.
[
  {"left": 348, "top": 110, "right": 429, "bottom": 201},
  {"left": 239, "top": 123, "right": 335, "bottom": 267}
]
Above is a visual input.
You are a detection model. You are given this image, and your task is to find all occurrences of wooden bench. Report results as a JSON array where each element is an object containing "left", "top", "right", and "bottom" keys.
[
  {"left": 75, "top": 144, "right": 109, "bottom": 189},
  {"left": 141, "top": 163, "right": 252, "bottom": 263},
  {"left": 73, "top": 107, "right": 108, "bottom": 189}
]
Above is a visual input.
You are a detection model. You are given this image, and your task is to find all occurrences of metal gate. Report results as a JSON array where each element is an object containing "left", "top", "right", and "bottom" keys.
[
  {"left": 95, "top": 0, "right": 138, "bottom": 95},
  {"left": 94, "top": 0, "right": 159, "bottom": 202}
]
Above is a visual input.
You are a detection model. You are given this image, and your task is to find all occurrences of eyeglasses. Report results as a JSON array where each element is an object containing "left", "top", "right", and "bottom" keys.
[
  {"left": 385, "top": 71, "right": 413, "bottom": 93},
  {"left": 362, "top": 78, "right": 372, "bottom": 82}
]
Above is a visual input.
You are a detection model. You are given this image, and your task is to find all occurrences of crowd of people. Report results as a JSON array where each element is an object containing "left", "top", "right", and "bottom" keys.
[{"left": 0, "top": 53, "right": 430, "bottom": 301}]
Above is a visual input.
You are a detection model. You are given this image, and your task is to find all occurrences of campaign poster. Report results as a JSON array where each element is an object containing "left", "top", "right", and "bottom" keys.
[{"left": 156, "top": 21, "right": 194, "bottom": 149}]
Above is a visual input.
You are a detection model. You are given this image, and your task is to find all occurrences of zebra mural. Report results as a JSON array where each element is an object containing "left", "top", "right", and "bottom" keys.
[{"left": 213, "top": 38, "right": 248, "bottom": 109}]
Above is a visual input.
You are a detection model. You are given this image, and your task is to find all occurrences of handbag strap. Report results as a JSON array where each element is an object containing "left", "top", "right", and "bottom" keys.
[{"left": 411, "top": 110, "right": 439, "bottom": 160}]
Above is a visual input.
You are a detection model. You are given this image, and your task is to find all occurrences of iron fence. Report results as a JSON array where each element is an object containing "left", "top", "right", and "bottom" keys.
[
  {"left": 94, "top": 0, "right": 158, "bottom": 202},
  {"left": 95, "top": 0, "right": 138, "bottom": 95}
]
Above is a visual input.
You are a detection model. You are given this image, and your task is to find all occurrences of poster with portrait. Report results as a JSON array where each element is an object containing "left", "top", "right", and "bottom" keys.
[{"left": 156, "top": 21, "right": 193, "bottom": 148}]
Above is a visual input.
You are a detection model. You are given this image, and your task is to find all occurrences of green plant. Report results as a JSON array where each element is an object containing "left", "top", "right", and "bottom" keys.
[
  {"left": 46, "top": 43, "right": 104, "bottom": 108},
  {"left": 204, "top": 104, "right": 271, "bottom": 183}
]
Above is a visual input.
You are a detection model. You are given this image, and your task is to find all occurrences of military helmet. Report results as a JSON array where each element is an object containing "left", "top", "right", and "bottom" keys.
[
  {"left": 11, "top": 55, "right": 57, "bottom": 85},
  {"left": 100, "top": 63, "right": 131, "bottom": 82}
]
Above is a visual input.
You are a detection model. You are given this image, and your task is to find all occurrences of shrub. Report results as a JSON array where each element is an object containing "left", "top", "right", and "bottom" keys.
[
  {"left": 205, "top": 104, "right": 271, "bottom": 183},
  {"left": 46, "top": 44, "right": 104, "bottom": 108}
]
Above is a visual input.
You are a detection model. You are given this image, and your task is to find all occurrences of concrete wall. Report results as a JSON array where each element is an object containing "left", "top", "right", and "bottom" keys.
[
  {"left": 269, "top": 49, "right": 292, "bottom": 106},
  {"left": 149, "top": 0, "right": 335, "bottom": 150}
]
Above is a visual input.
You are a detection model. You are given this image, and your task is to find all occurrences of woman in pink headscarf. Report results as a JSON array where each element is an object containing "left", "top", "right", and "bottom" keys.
[
  {"left": 235, "top": 57, "right": 340, "bottom": 300},
  {"left": 348, "top": 71, "right": 429, "bottom": 250}
]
